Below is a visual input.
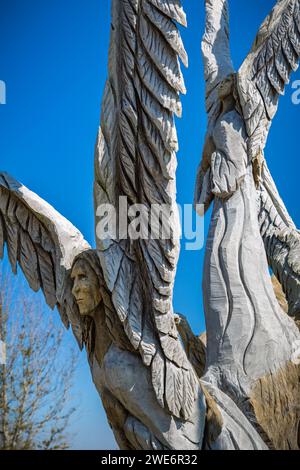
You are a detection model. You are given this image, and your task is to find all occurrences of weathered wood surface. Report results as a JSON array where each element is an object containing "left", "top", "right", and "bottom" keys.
[
  {"left": 1, "top": 0, "right": 300, "bottom": 450},
  {"left": 94, "top": 0, "right": 198, "bottom": 421},
  {"left": 196, "top": 0, "right": 300, "bottom": 449}
]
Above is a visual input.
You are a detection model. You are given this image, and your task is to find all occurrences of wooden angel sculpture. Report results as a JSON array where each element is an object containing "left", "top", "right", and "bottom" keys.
[
  {"left": 196, "top": 0, "right": 300, "bottom": 449},
  {"left": 0, "top": 0, "right": 299, "bottom": 450}
]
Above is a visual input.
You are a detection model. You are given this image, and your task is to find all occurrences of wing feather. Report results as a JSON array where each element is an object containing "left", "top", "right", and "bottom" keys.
[
  {"left": 94, "top": 0, "right": 199, "bottom": 419},
  {"left": 258, "top": 162, "right": 300, "bottom": 318},
  {"left": 35, "top": 245, "right": 57, "bottom": 309},
  {"left": 238, "top": 0, "right": 300, "bottom": 160},
  {"left": 143, "top": 1, "right": 188, "bottom": 67},
  {"left": 139, "top": 14, "right": 186, "bottom": 94},
  {"left": 0, "top": 173, "right": 90, "bottom": 345},
  {"left": 19, "top": 228, "right": 40, "bottom": 292},
  {"left": 148, "top": 0, "right": 187, "bottom": 26}
]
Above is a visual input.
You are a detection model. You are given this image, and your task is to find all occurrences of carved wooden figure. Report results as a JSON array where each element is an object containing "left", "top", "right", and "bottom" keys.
[{"left": 1, "top": 0, "right": 299, "bottom": 450}]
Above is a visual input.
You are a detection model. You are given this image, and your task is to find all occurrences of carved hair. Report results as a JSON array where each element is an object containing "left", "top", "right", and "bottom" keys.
[{"left": 71, "top": 250, "right": 106, "bottom": 356}]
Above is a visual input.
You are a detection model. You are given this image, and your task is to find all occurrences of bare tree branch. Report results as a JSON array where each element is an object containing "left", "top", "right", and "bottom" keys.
[{"left": 0, "top": 267, "right": 78, "bottom": 450}]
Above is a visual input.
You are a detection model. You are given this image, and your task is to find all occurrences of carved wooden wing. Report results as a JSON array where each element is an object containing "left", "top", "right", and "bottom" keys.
[
  {"left": 94, "top": 0, "right": 199, "bottom": 419},
  {"left": 258, "top": 162, "right": 300, "bottom": 319},
  {"left": 202, "top": 0, "right": 235, "bottom": 125},
  {"left": 0, "top": 172, "right": 91, "bottom": 346},
  {"left": 237, "top": 0, "right": 300, "bottom": 160}
]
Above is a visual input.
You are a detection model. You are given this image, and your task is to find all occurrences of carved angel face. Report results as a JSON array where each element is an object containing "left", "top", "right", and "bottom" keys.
[
  {"left": 218, "top": 74, "right": 235, "bottom": 100},
  {"left": 71, "top": 259, "right": 102, "bottom": 316}
]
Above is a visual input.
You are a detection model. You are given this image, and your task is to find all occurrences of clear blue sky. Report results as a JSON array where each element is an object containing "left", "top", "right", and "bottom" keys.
[{"left": 0, "top": 0, "right": 299, "bottom": 449}]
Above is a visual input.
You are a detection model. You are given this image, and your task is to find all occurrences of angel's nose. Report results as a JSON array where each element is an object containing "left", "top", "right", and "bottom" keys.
[{"left": 72, "top": 280, "right": 80, "bottom": 296}]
